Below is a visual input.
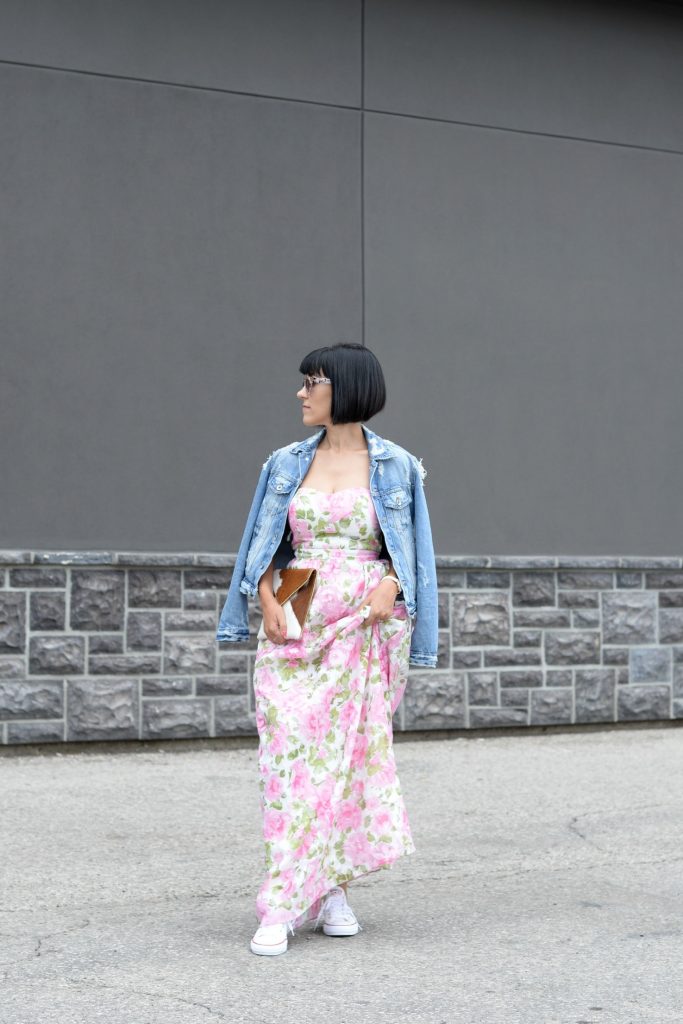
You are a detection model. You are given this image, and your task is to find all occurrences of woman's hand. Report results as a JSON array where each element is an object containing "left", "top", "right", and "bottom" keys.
[
  {"left": 260, "top": 595, "right": 288, "bottom": 644},
  {"left": 357, "top": 578, "right": 398, "bottom": 627}
]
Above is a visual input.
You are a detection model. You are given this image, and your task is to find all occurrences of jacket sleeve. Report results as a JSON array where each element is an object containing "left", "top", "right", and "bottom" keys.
[
  {"left": 215, "top": 449, "right": 277, "bottom": 642},
  {"left": 407, "top": 453, "right": 439, "bottom": 668}
]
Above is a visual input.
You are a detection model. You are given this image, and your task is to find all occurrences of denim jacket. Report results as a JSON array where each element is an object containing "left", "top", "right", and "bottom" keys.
[{"left": 216, "top": 423, "right": 438, "bottom": 667}]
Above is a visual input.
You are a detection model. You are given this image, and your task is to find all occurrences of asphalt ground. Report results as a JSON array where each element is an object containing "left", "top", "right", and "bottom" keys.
[{"left": 2, "top": 724, "right": 682, "bottom": 1024}]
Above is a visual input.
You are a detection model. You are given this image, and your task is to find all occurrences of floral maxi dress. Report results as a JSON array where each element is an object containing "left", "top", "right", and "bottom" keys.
[{"left": 253, "top": 485, "right": 417, "bottom": 931}]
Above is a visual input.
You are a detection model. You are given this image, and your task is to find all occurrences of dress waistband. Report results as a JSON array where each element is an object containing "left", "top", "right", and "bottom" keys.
[{"left": 293, "top": 545, "right": 381, "bottom": 561}]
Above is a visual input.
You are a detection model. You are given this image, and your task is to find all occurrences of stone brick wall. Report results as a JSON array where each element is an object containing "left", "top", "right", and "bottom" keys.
[{"left": 1, "top": 551, "right": 682, "bottom": 746}]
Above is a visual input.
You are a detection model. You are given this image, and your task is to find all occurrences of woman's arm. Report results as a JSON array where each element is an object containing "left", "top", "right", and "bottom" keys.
[
  {"left": 379, "top": 558, "right": 402, "bottom": 598},
  {"left": 258, "top": 557, "right": 278, "bottom": 608}
]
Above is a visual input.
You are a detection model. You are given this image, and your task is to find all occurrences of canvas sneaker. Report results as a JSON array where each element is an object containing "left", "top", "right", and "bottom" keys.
[
  {"left": 313, "top": 886, "right": 363, "bottom": 937},
  {"left": 250, "top": 920, "right": 295, "bottom": 956}
]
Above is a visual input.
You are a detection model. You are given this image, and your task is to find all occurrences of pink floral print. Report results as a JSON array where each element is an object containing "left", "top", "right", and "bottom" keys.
[{"left": 253, "top": 485, "right": 416, "bottom": 930}]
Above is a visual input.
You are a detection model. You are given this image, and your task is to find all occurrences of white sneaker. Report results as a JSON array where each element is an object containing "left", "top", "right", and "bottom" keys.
[
  {"left": 250, "top": 920, "right": 294, "bottom": 956},
  {"left": 313, "top": 886, "right": 363, "bottom": 937}
]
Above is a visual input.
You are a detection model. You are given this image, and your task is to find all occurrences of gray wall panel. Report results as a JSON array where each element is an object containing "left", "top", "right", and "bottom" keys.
[
  {"left": 0, "top": 0, "right": 361, "bottom": 106},
  {"left": 365, "top": 0, "right": 683, "bottom": 151},
  {"left": 364, "top": 112, "right": 683, "bottom": 555},
  {"left": 0, "top": 64, "right": 361, "bottom": 550},
  {"left": 1, "top": 1, "right": 682, "bottom": 559}
]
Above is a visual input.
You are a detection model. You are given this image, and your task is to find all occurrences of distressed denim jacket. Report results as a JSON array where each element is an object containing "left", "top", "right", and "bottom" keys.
[{"left": 216, "top": 423, "right": 438, "bottom": 667}]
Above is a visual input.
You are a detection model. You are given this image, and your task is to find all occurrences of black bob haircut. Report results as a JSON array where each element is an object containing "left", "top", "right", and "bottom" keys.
[{"left": 299, "top": 342, "right": 386, "bottom": 425}]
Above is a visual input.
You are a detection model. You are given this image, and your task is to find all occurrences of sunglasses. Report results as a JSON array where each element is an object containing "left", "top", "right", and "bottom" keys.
[{"left": 302, "top": 374, "right": 332, "bottom": 394}]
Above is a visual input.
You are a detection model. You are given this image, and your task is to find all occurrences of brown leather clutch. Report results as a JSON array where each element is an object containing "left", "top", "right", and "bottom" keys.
[{"left": 257, "top": 566, "right": 318, "bottom": 640}]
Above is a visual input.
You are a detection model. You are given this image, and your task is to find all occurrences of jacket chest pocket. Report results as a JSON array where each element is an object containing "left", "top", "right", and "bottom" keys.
[
  {"left": 263, "top": 472, "right": 297, "bottom": 513},
  {"left": 380, "top": 485, "right": 412, "bottom": 528}
]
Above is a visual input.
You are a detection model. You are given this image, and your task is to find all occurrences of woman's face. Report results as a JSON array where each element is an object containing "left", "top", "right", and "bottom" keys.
[{"left": 297, "top": 369, "right": 332, "bottom": 426}]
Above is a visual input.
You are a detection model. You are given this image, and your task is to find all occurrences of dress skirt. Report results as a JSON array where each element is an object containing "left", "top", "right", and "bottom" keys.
[{"left": 252, "top": 485, "right": 416, "bottom": 931}]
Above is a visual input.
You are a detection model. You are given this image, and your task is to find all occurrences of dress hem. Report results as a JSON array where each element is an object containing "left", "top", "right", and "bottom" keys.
[{"left": 257, "top": 844, "right": 417, "bottom": 932}]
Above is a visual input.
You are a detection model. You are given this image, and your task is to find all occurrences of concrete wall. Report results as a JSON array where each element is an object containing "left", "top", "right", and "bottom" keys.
[{"left": 1, "top": 0, "right": 682, "bottom": 558}]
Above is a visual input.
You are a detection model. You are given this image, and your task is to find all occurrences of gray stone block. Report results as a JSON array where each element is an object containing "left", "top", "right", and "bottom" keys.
[
  {"left": 214, "top": 696, "right": 255, "bottom": 735},
  {"left": 644, "top": 571, "right": 683, "bottom": 588},
  {"left": 484, "top": 648, "right": 542, "bottom": 667},
  {"left": 0, "top": 656, "right": 26, "bottom": 678},
  {"left": 467, "top": 671, "right": 497, "bottom": 706},
  {"left": 142, "top": 676, "right": 193, "bottom": 697},
  {"left": 575, "top": 669, "right": 616, "bottom": 722},
  {"left": 30, "top": 592, "right": 66, "bottom": 631},
  {"left": 616, "top": 572, "right": 643, "bottom": 588},
  {"left": 29, "top": 636, "right": 85, "bottom": 675},
  {"left": 0, "top": 592, "right": 25, "bottom": 652},
  {"left": 659, "top": 591, "right": 683, "bottom": 607},
  {"left": 165, "top": 610, "right": 217, "bottom": 632},
  {"left": 89, "top": 654, "right": 161, "bottom": 675},
  {"left": 501, "top": 688, "right": 530, "bottom": 708},
  {"left": 184, "top": 591, "right": 218, "bottom": 610},
  {"left": 35, "top": 552, "right": 113, "bottom": 564},
  {"left": 559, "top": 591, "right": 599, "bottom": 608},
  {"left": 438, "top": 590, "right": 449, "bottom": 628},
  {"left": 513, "top": 609, "right": 571, "bottom": 628},
  {"left": 128, "top": 570, "right": 182, "bottom": 608},
  {"left": 0, "top": 679, "right": 63, "bottom": 718},
  {"left": 659, "top": 609, "right": 683, "bottom": 644},
  {"left": 213, "top": 654, "right": 248, "bottom": 675},
  {"left": 546, "top": 670, "right": 572, "bottom": 687},
  {"left": 436, "top": 630, "right": 450, "bottom": 668},
  {"left": 466, "top": 571, "right": 510, "bottom": 589},
  {"left": 630, "top": 647, "right": 672, "bottom": 683},
  {"left": 673, "top": 666, "right": 683, "bottom": 699},
  {"left": 558, "top": 571, "right": 614, "bottom": 589},
  {"left": 602, "top": 647, "right": 629, "bottom": 665},
  {"left": 116, "top": 553, "right": 198, "bottom": 566},
  {"left": 67, "top": 679, "right": 138, "bottom": 740},
  {"left": 545, "top": 630, "right": 600, "bottom": 665},
  {"left": 572, "top": 609, "right": 601, "bottom": 629},
  {"left": 7, "top": 720, "right": 64, "bottom": 743},
  {"left": 70, "top": 570, "right": 125, "bottom": 630},
  {"left": 89, "top": 634, "right": 124, "bottom": 654},
  {"left": 164, "top": 636, "right": 216, "bottom": 674},
  {"left": 452, "top": 592, "right": 510, "bottom": 646},
  {"left": 512, "top": 571, "right": 555, "bottom": 606},
  {"left": 513, "top": 630, "right": 542, "bottom": 647},
  {"left": 530, "top": 688, "right": 572, "bottom": 724},
  {"left": 9, "top": 567, "right": 66, "bottom": 587},
  {"left": 435, "top": 569, "right": 467, "bottom": 587},
  {"left": 184, "top": 569, "right": 230, "bottom": 590},
  {"left": 452, "top": 649, "right": 481, "bottom": 669},
  {"left": 617, "top": 684, "right": 671, "bottom": 721},
  {"left": 469, "top": 707, "right": 528, "bottom": 728},
  {"left": 601, "top": 592, "right": 657, "bottom": 644},
  {"left": 500, "top": 670, "right": 543, "bottom": 688},
  {"left": 197, "top": 674, "right": 249, "bottom": 696},
  {"left": 141, "top": 698, "right": 211, "bottom": 738},
  {"left": 403, "top": 672, "right": 465, "bottom": 730},
  {"left": 127, "top": 611, "right": 162, "bottom": 650}
]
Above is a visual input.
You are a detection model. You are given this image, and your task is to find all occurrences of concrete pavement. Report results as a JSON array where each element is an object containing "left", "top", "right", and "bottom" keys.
[{"left": 2, "top": 724, "right": 682, "bottom": 1024}]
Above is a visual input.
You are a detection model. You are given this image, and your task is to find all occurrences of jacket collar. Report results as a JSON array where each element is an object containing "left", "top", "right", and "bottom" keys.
[{"left": 290, "top": 423, "right": 392, "bottom": 459}]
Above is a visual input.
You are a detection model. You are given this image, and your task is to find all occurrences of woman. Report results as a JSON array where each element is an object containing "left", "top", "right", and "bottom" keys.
[{"left": 216, "top": 342, "right": 438, "bottom": 956}]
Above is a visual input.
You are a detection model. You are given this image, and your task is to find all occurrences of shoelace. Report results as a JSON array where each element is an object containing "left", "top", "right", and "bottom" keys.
[{"left": 313, "top": 888, "right": 364, "bottom": 932}]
